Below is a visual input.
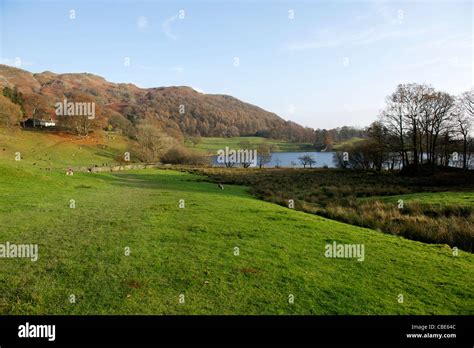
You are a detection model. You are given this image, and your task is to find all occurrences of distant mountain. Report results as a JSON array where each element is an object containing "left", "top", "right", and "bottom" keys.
[{"left": 0, "top": 64, "right": 314, "bottom": 142}]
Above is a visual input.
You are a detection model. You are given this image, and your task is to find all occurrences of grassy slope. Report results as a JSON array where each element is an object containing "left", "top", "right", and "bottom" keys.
[
  {"left": 0, "top": 128, "right": 131, "bottom": 169},
  {"left": 0, "top": 129, "right": 473, "bottom": 314},
  {"left": 186, "top": 136, "right": 315, "bottom": 154},
  {"left": 332, "top": 137, "right": 366, "bottom": 151}
]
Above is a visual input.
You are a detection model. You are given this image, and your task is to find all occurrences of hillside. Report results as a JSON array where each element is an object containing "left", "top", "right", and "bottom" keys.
[
  {"left": 0, "top": 127, "right": 130, "bottom": 169},
  {"left": 0, "top": 64, "right": 313, "bottom": 141}
]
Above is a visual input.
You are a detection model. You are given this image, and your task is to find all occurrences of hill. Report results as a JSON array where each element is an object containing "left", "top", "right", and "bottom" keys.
[{"left": 0, "top": 64, "right": 314, "bottom": 142}]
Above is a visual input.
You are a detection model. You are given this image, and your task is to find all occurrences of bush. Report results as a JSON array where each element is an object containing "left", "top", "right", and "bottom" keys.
[{"left": 161, "top": 146, "right": 209, "bottom": 165}]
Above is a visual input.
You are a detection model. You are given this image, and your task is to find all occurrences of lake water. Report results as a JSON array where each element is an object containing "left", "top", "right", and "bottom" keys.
[
  {"left": 211, "top": 151, "right": 337, "bottom": 168},
  {"left": 211, "top": 151, "right": 473, "bottom": 169}
]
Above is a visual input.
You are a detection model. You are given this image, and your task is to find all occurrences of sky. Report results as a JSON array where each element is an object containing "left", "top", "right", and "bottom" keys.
[{"left": 0, "top": 0, "right": 472, "bottom": 129}]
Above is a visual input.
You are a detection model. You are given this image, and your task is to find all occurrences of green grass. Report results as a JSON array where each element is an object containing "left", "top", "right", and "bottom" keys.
[
  {"left": 0, "top": 129, "right": 473, "bottom": 314},
  {"left": 332, "top": 137, "right": 366, "bottom": 151},
  {"left": 368, "top": 191, "right": 474, "bottom": 207},
  {"left": 186, "top": 136, "right": 315, "bottom": 154},
  {"left": 0, "top": 164, "right": 473, "bottom": 314},
  {"left": 195, "top": 168, "right": 474, "bottom": 252},
  {"left": 0, "top": 128, "right": 131, "bottom": 169}
]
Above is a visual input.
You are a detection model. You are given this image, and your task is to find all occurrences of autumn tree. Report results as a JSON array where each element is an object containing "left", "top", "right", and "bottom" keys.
[
  {"left": 3, "top": 86, "right": 25, "bottom": 114},
  {"left": 257, "top": 143, "right": 273, "bottom": 168},
  {"left": 136, "top": 124, "right": 175, "bottom": 162},
  {"left": 323, "top": 130, "right": 334, "bottom": 150},
  {"left": 57, "top": 93, "right": 101, "bottom": 136},
  {"left": 22, "top": 93, "right": 51, "bottom": 125},
  {"left": 366, "top": 121, "right": 390, "bottom": 171},
  {"left": 0, "top": 94, "right": 23, "bottom": 127}
]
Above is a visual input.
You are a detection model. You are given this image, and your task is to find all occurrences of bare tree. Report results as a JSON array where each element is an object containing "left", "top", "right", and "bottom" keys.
[
  {"left": 381, "top": 89, "right": 409, "bottom": 166},
  {"left": 400, "top": 83, "right": 433, "bottom": 168},
  {"left": 274, "top": 158, "right": 282, "bottom": 168},
  {"left": 136, "top": 124, "right": 175, "bottom": 162},
  {"left": 458, "top": 89, "right": 474, "bottom": 118},
  {"left": 454, "top": 93, "right": 473, "bottom": 169},
  {"left": 238, "top": 140, "right": 255, "bottom": 168},
  {"left": 298, "top": 154, "right": 316, "bottom": 168},
  {"left": 422, "top": 91, "right": 455, "bottom": 166},
  {"left": 333, "top": 151, "right": 348, "bottom": 169},
  {"left": 381, "top": 84, "right": 456, "bottom": 171}
]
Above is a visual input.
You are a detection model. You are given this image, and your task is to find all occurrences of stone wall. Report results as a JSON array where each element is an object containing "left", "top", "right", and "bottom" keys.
[{"left": 75, "top": 163, "right": 164, "bottom": 173}]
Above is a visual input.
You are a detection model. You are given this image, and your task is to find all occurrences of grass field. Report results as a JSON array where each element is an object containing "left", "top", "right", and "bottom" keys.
[
  {"left": 368, "top": 191, "right": 474, "bottom": 207},
  {"left": 0, "top": 128, "right": 131, "bottom": 169},
  {"left": 196, "top": 168, "right": 474, "bottom": 252},
  {"left": 0, "top": 129, "right": 473, "bottom": 314},
  {"left": 185, "top": 136, "right": 315, "bottom": 154},
  {"left": 331, "top": 137, "right": 366, "bottom": 151}
]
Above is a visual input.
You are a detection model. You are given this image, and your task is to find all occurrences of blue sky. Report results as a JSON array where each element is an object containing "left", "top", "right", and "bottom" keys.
[{"left": 0, "top": 0, "right": 472, "bottom": 129}]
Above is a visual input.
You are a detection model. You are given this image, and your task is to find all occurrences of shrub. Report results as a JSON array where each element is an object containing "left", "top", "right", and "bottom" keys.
[{"left": 161, "top": 146, "right": 209, "bottom": 165}]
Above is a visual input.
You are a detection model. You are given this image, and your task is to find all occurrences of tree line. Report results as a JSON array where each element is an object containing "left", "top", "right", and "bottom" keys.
[
  {"left": 334, "top": 84, "right": 473, "bottom": 171},
  {"left": 2, "top": 82, "right": 473, "bottom": 171}
]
